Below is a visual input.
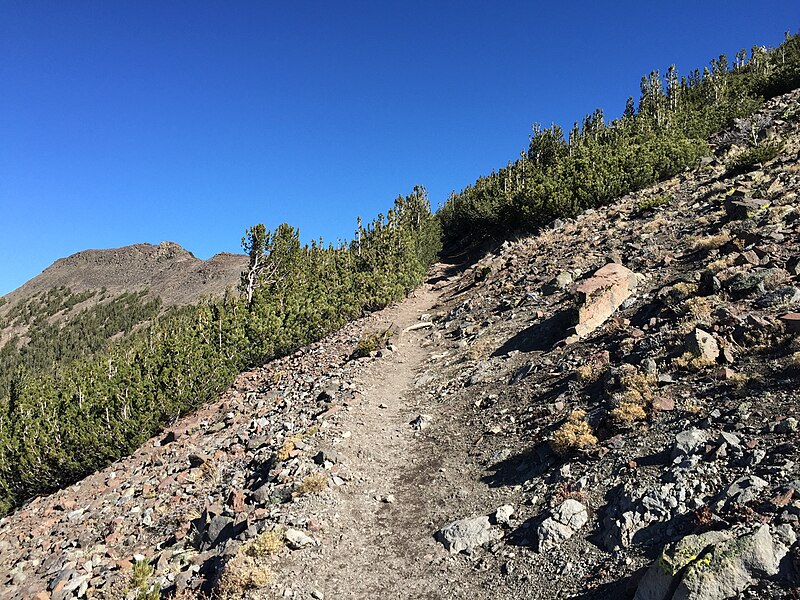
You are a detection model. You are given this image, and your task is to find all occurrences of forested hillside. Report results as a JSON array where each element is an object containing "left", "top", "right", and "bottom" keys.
[
  {"left": 439, "top": 32, "right": 800, "bottom": 252},
  {"left": 0, "top": 188, "right": 440, "bottom": 515},
  {"left": 0, "top": 30, "right": 798, "bottom": 520}
]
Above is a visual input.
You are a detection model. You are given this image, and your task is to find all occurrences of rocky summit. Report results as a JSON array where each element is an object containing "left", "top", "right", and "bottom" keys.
[{"left": 2, "top": 92, "right": 800, "bottom": 599}]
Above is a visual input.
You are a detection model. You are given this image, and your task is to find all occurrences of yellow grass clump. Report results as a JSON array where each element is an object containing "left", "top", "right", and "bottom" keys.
[{"left": 551, "top": 410, "right": 598, "bottom": 456}]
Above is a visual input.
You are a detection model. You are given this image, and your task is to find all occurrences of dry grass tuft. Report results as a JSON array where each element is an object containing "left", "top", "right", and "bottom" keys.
[
  {"left": 683, "top": 296, "right": 714, "bottom": 321},
  {"left": 576, "top": 362, "right": 604, "bottom": 383},
  {"left": 551, "top": 410, "right": 598, "bottom": 456},
  {"left": 690, "top": 231, "right": 731, "bottom": 252},
  {"left": 276, "top": 435, "right": 300, "bottom": 461},
  {"left": 609, "top": 368, "right": 656, "bottom": 428},
  {"left": 611, "top": 401, "right": 647, "bottom": 425},
  {"left": 619, "top": 370, "right": 656, "bottom": 401},
  {"left": 673, "top": 351, "right": 716, "bottom": 371},
  {"left": 214, "top": 530, "right": 286, "bottom": 597},
  {"left": 296, "top": 471, "right": 328, "bottom": 495},
  {"left": 706, "top": 254, "right": 737, "bottom": 274},
  {"left": 244, "top": 529, "right": 284, "bottom": 557},
  {"left": 216, "top": 554, "right": 272, "bottom": 599}
]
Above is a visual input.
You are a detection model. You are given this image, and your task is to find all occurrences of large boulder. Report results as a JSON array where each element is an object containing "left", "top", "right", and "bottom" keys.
[
  {"left": 574, "top": 264, "right": 639, "bottom": 337},
  {"left": 634, "top": 524, "right": 796, "bottom": 600}
]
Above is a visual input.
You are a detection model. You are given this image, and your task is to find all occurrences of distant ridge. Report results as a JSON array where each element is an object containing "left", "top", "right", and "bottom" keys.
[{"left": 0, "top": 241, "right": 248, "bottom": 310}]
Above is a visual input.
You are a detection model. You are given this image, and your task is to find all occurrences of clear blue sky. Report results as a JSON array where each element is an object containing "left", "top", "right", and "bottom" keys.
[{"left": 1, "top": 1, "right": 798, "bottom": 295}]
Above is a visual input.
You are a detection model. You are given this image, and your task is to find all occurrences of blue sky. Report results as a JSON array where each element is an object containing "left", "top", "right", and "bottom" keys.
[{"left": 1, "top": 1, "right": 798, "bottom": 295}]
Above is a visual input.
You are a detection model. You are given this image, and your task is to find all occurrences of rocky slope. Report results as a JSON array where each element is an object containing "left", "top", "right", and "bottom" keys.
[{"left": 1, "top": 90, "right": 800, "bottom": 600}]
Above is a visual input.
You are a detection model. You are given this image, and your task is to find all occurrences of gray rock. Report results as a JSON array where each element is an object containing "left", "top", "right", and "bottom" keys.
[
  {"left": 756, "top": 286, "right": 800, "bottom": 308},
  {"left": 543, "top": 271, "right": 574, "bottom": 295},
  {"left": 723, "top": 475, "right": 769, "bottom": 505},
  {"left": 410, "top": 414, "right": 433, "bottom": 430},
  {"left": 436, "top": 515, "right": 502, "bottom": 554},
  {"left": 204, "top": 515, "right": 235, "bottom": 549},
  {"left": 494, "top": 505, "right": 514, "bottom": 526},
  {"left": 673, "top": 429, "right": 711, "bottom": 459},
  {"left": 284, "top": 528, "right": 315, "bottom": 550},
  {"left": 602, "top": 481, "right": 695, "bottom": 551},
  {"left": 728, "top": 268, "right": 786, "bottom": 296},
  {"left": 775, "top": 417, "right": 799, "bottom": 433},
  {"left": 635, "top": 525, "right": 795, "bottom": 600},
  {"left": 537, "top": 499, "right": 588, "bottom": 552},
  {"left": 724, "top": 197, "right": 770, "bottom": 221}
]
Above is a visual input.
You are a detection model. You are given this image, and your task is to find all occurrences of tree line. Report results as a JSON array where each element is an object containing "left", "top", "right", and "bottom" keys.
[{"left": 438, "top": 32, "right": 800, "bottom": 252}]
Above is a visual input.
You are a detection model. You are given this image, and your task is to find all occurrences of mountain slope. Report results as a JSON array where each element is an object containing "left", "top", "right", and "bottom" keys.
[
  {"left": 1, "top": 88, "right": 798, "bottom": 600},
  {"left": 1, "top": 241, "right": 247, "bottom": 316}
]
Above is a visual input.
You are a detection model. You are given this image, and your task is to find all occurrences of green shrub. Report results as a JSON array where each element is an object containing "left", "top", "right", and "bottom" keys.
[{"left": 726, "top": 141, "right": 784, "bottom": 175}]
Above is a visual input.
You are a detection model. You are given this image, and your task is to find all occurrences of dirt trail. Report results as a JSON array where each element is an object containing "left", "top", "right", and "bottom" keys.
[{"left": 274, "top": 268, "right": 457, "bottom": 599}]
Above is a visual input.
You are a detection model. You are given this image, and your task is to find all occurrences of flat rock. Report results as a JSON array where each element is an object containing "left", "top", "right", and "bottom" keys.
[
  {"left": 284, "top": 528, "right": 315, "bottom": 550},
  {"left": 685, "top": 328, "right": 719, "bottom": 362},
  {"left": 780, "top": 312, "right": 800, "bottom": 334}
]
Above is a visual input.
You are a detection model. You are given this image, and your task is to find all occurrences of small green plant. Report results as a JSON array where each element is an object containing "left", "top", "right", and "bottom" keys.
[
  {"left": 726, "top": 141, "right": 784, "bottom": 175},
  {"left": 130, "top": 559, "right": 160, "bottom": 600},
  {"left": 638, "top": 193, "right": 671, "bottom": 212},
  {"left": 351, "top": 326, "right": 393, "bottom": 358}
]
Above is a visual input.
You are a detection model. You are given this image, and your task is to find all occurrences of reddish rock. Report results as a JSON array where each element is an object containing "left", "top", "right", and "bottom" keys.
[
  {"left": 227, "top": 489, "right": 245, "bottom": 514},
  {"left": 653, "top": 396, "right": 675, "bottom": 411},
  {"left": 574, "top": 263, "right": 639, "bottom": 337},
  {"left": 779, "top": 312, "right": 800, "bottom": 334},
  {"left": 54, "top": 499, "right": 76, "bottom": 512},
  {"left": 115, "top": 558, "right": 133, "bottom": 571}
]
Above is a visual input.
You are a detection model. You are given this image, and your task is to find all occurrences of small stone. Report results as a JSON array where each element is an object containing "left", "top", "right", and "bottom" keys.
[
  {"left": 494, "top": 505, "right": 514, "bottom": 526},
  {"left": 284, "top": 528, "right": 314, "bottom": 550},
  {"left": 410, "top": 414, "right": 433, "bottom": 430},
  {"left": 685, "top": 328, "right": 719, "bottom": 362}
]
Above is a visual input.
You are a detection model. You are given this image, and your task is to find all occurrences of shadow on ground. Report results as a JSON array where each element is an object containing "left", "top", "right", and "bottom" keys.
[
  {"left": 492, "top": 310, "right": 575, "bottom": 355},
  {"left": 482, "top": 442, "right": 555, "bottom": 488}
]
